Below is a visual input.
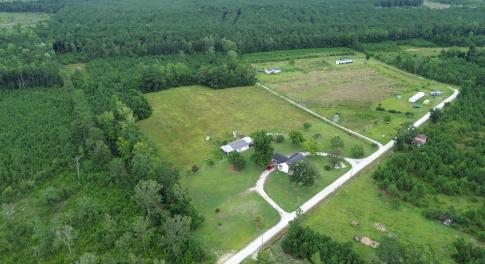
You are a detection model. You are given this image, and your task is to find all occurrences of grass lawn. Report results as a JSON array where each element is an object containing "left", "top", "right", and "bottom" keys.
[
  {"left": 295, "top": 154, "right": 475, "bottom": 263},
  {"left": 0, "top": 12, "right": 49, "bottom": 28},
  {"left": 265, "top": 156, "right": 350, "bottom": 212},
  {"left": 181, "top": 152, "right": 280, "bottom": 258},
  {"left": 138, "top": 85, "right": 373, "bottom": 169},
  {"left": 253, "top": 50, "right": 453, "bottom": 143}
]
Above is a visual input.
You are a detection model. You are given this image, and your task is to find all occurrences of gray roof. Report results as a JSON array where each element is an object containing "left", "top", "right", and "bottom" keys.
[
  {"left": 287, "top": 153, "right": 305, "bottom": 164},
  {"left": 272, "top": 153, "right": 289, "bottom": 164},
  {"left": 228, "top": 138, "right": 250, "bottom": 150}
]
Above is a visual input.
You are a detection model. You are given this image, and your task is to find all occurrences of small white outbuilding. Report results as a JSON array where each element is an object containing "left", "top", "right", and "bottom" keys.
[
  {"left": 220, "top": 137, "right": 253, "bottom": 154},
  {"left": 408, "top": 92, "right": 425, "bottom": 103}
]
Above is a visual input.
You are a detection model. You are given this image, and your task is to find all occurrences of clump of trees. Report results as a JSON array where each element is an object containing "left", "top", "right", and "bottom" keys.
[
  {"left": 282, "top": 221, "right": 365, "bottom": 263},
  {"left": 290, "top": 161, "right": 317, "bottom": 186},
  {"left": 228, "top": 152, "right": 246, "bottom": 171},
  {"left": 251, "top": 131, "right": 274, "bottom": 167}
]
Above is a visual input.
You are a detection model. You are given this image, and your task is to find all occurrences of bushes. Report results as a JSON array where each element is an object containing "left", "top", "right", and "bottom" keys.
[
  {"left": 351, "top": 145, "right": 365, "bottom": 158},
  {"left": 289, "top": 131, "right": 305, "bottom": 145},
  {"left": 452, "top": 238, "right": 485, "bottom": 263},
  {"left": 228, "top": 152, "right": 246, "bottom": 171},
  {"left": 282, "top": 221, "right": 365, "bottom": 263}
]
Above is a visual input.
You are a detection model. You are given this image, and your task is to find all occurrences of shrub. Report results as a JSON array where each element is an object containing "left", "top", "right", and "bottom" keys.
[
  {"left": 289, "top": 131, "right": 305, "bottom": 145},
  {"left": 376, "top": 106, "right": 386, "bottom": 111},
  {"left": 351, "top": 145, "right": 365, "bottom": 158},
  {"left": 191, "top": 165, "right": 199, "bottom": 173},
  {"left": 275, "top": 134, "right": 285, "bottom": 143},
  {"left": 228, "top": 152, "right": 246, "bottom": 171},
  {"left": 303, "top": 123, "right": 312, "bottom": 130}
]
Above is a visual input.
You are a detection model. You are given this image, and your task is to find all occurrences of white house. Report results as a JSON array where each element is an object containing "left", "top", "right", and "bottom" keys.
[
  {"left": 220, "top": 136, "right": 253, "bottom": 154},
  {"left": 272, "top": 152, "right": 306, "bottom": 174},
  {"left": 408, "top": 92, "right": 425, "bottom": 103},
  {"left": 336, "top": 59, "right": 353, "bottom": 65},
  {"left": 264, "top": 67, "right": 282, "bottom": 74}
]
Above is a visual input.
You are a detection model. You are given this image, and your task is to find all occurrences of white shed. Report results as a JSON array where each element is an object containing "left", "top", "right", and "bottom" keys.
[
  {"left": 409, "top": 92, "right": 425, "bottom": 103},
  {"left": 220, "top": 136, "right": 253, "bottom": 154},
  {"left": 336, "top": 59, "right": 353, "bottom": 65}
]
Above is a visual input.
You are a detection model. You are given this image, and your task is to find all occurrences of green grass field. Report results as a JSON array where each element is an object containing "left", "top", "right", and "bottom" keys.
[
  {"left": 253, "top": 50, "right": 453, "bottom": 143},
  {"left": 181, "top": 152, "right": 280, "bottom": 258},
  {"left": 297, "top": 155, "right": 475, "bottom": 263},
  {"left": 0, "top": 12, "right": 48, "bottom": 28},
  {"left": 265, "top": 156, "right": 350, "bottom": 212},
  {"left": 138, "top": 85, "right": 372, "bottom": 169},
  {"left": 138, "top": 83, "right": 376, "bottom": 259},
  {"left": 255, "top": 154, "right": 478, "bottom": 263}
]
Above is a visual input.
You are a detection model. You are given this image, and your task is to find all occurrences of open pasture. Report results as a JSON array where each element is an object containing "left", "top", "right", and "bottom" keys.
[
  {"left": 253, "top": 50, "right": 452, "bottom": 142},
  {"left": 138, "top": 85, "right": 373, "bottom": 169}
]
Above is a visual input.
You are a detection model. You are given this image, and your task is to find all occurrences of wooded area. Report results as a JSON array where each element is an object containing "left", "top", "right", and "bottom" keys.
[{"left": 0, "top": 0, "right": 484, "bottom": 262}]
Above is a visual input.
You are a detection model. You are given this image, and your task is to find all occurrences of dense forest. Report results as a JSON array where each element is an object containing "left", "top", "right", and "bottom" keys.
[
  {"left": 36, "top": 0, "right": 485, "bottom": 59},
  {"left": 1, "top": 0, "right": 485, "bottom": 262}
]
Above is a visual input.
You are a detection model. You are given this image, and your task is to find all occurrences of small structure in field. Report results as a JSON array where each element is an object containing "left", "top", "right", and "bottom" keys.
[
  {"left": 409, "top": 92, "right": 426, "bottom": 103},
  {"left": 396, "top": 95, "right": 402, "bottom": 100},
  {"left": 430, "top": 90, "right": 442, "bottom": 97},
  {"left": 423, "top": 99, "right": 430, "bottom": 105},
  {"left": 412, "top": 134, "right": 427, "bottom": 147},
  {"left": 336, "top": 59, "right": 353, "bottom": 65},
  {"left": 220, "top": 136, "right": 253, "bottom": 154},
  {"left": 264, "top": 67, "right": 282, "bottom": 74},
  {"left": 332, "top": 113, "right": 340, "bottom": 123},
  {"left": 439, "top": 215, "right": 453, "bottom": 226},
  {"left": 272, "top": 152, "right": 306, "bottom": 174}
]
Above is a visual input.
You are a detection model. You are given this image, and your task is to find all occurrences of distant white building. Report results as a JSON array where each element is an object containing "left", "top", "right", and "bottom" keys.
[
  {"left": 220, "top": 137, "right": 253, "bottom": 154},
  {"left": 409, "top": 92, "right": 425, "bottom": 103},
  {"left": 336, "top": 59, "right": 353, "bottom": 65},
  {"left": 264, "top": 67, "right": 282, "bottom": 74}
]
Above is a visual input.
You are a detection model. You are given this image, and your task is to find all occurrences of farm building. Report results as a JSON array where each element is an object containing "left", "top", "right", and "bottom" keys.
[
  {"left": 430, "top": 90, "right": 442, "bottom": 97},
  {"left": 220, "top": 136, "right": 253, "bottom": 154},
  {"left": 272, "top": 152, "right": 306, "bottom": 174},
  {"left": 336, "top": 59, "right": 353, "bottom": 65},
  {"left": 408, "top": 92, "right": 425, "bottom": 103},
  {"left": 412, "top": 134, "right": 427, "bottom": 147},
  {"left": 264, "top": 67, "right": 282, "bottom": 74}
]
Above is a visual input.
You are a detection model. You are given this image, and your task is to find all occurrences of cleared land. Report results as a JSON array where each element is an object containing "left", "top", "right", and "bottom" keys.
[
  {"left": 265, "top": 156, "right": 350, "bottom": 212},
  {"left": 0, "top": 12, "right": 48, "bottom": 28},
  {"left": 253, "top": 50, "right": 453, "bottom": 143},
  {"left": 138, "top": 85, "right": 373, "bottom": 169},
  {"left": 259, "top": 155, "right": 477, "bottom": 263},
  {"left": 139, "top": 85, "right": 372, "bottom": 258},
  {"left": 181, "top": 153, "right": 280, "bottom": 258}
]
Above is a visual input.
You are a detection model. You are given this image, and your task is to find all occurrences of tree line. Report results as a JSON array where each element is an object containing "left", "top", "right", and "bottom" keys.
[
  {"left": 375, "top": 0, "right": 424, "bottom": 7},
  {"left": 38, "top": 0, "right": 485, "bottom": 59}
]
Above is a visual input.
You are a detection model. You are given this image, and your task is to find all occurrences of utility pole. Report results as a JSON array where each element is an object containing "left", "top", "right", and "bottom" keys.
[{"left": 74, "top": 156, "right": 81, "bottom": 182}]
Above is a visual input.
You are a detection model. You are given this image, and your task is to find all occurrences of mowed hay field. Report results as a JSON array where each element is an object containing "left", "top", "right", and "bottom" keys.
[
  {"left": 138, "top": 85, "right": 372, "bottom": 169},
  {"left": 257, "top": 154, "right": 476, "bottom": 264},
  {"left": 254, "top": 50, "right": 453, "bottom": 143},
  {"left": 0, "top": 12, "right": 49, "bottom": 28}
]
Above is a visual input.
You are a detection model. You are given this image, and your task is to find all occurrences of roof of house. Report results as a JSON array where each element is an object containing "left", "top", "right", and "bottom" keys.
[
  {"left": 221, "top": 136, "right": 253, "bottom": 152},
  {"left": 287, "top": 152, "right": 306, "bottom": 165},
  {"left": 272, "top": 153, "right": 289, "bottom": 164}
]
